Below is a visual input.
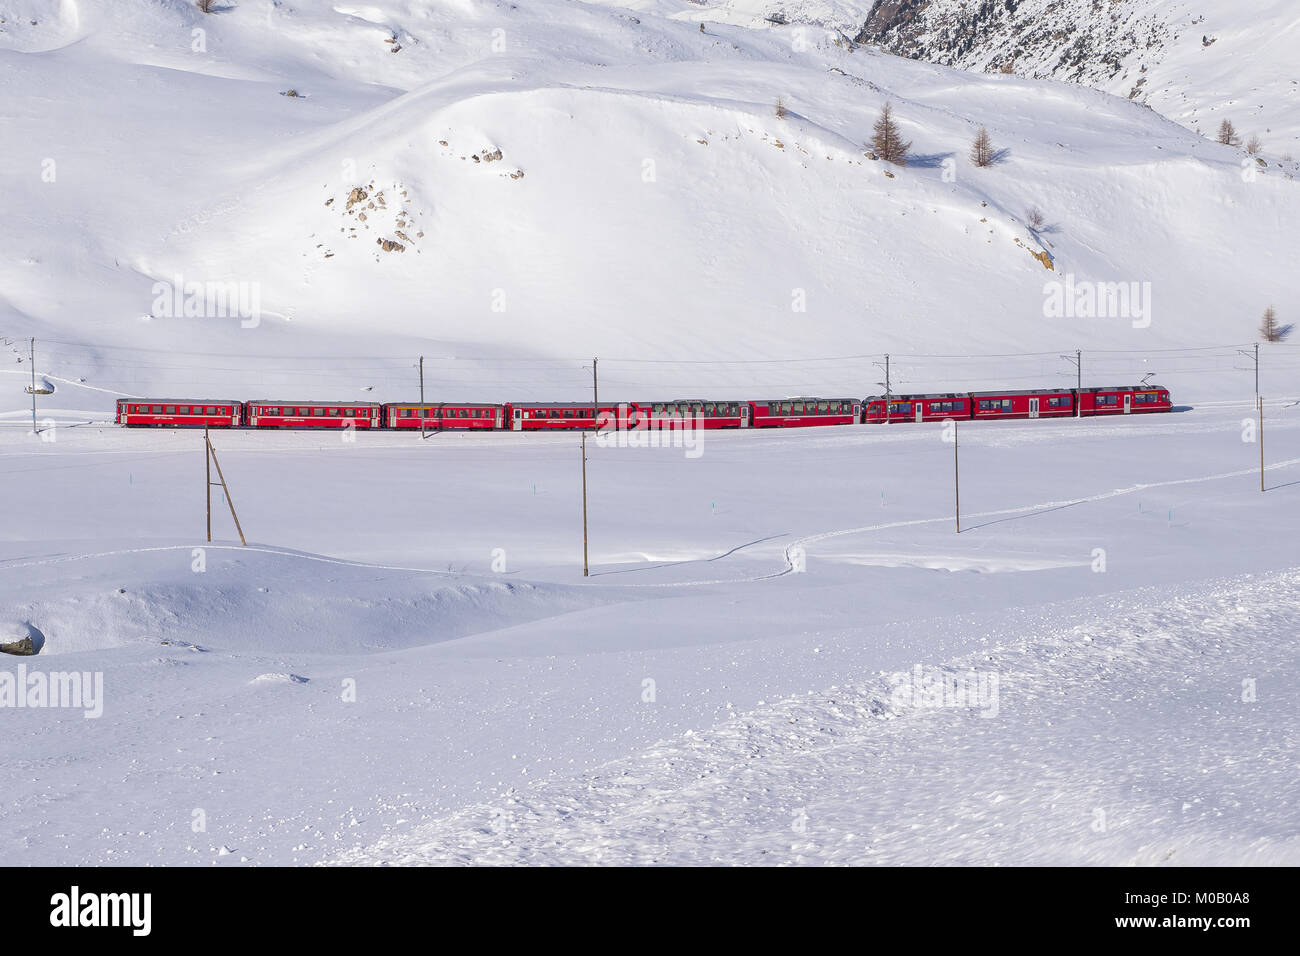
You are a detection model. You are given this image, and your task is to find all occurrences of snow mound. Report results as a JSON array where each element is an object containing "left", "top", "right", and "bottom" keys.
[{"left": 250, "top": 672, "right": 310, "bottom": 685}]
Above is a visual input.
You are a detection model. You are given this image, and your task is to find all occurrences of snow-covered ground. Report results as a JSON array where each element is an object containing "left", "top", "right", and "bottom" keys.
[
  {"left": 1, "top": 0, "right": 1297, "bottom": 866},
  {"left": 2, "top": 399, "right": 1297, "bottom": 865}
]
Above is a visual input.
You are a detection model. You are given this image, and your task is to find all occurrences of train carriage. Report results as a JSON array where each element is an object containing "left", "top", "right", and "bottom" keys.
[
  {"left": 862, "top": 393, "right": 970, "bottom": 424},
  {"left": 247, "top": 401, "right": 381, "bottom": 428},
  {"left": 641, "top": 400, "right": 748, "bottom": 429},
  {"left": 116, "top": 399, "right": 243, "bottom": 427},
  {"left": 384, "top": 403, "right": 506, "bottom": 430},
  {"left": 1078, "top": 385, "right": 1171, "bottom": 415},
  {"left": 751, "top": 398, "right": 861, "bottom": 428},
  {"left": 507, "top": 402, "right": 631, "bottom": 431},
  {"left": 969, "top": 388, "right": 1076, "bottom": 421}
]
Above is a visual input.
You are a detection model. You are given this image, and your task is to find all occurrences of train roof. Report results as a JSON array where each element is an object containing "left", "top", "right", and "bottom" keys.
[
  {"left": 380, "top": 401, "right": 506, "bottom": 407},
  {"left": 246, "top": 399, "right": 381, "bottom": 406},
  {"left": 863, "top": 392, "right": 967, "bottom": 401},
  {"left": 1080, "top": 385, "right": 1167, "bottom": 392},
  {"left": 118, "top": 398, "right": 244, "bottom": 404},
  {"left": 754, "top": 396, "right": 859, "bottom": 402}
]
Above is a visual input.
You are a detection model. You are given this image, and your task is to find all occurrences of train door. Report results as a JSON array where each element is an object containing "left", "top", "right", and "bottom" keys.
[
  {"left": 915, "top": 403, "right": 924, "bottom": 423},
  {"left": 494, "top": 407, "right": 504, "bottom": 429},
  {"left": 1028, "top": 398, "right": 1039, "bottom": 419},
  {"left": 1123, "top": 394, "right": 1132, "bottom": 414},
  {"left": 740, "top": 404, "right": 750, "bottom": 428},
  {"left": 852, "top": 402, "right": 862, "bottom": 423},
  {"left": 511, "top": 407, "right": 522, "bottom": 431}
]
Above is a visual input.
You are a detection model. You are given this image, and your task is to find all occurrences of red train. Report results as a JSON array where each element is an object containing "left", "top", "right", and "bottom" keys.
[
  {"left": 861, "top": 386, "right": 1171, "bottom": 423},
  {"left": 115, "top": 385, "right": 1171, "bottom": 431}
]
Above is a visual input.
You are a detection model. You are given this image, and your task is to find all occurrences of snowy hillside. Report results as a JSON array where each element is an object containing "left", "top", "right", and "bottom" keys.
[
  {"left": 1, "top": 0, "right": 1297, "bottom": 408},
  {"left": 1, "top": 0, "right": 1298, "bottom": 870}
]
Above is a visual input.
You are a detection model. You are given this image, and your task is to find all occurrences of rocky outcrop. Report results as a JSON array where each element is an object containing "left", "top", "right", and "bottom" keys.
[
  {"left": 0, "top": 636, "right": 36, "bottom": 656},
  {"left": 855, "top": 0, "right": 1171, "bottom": 91}
]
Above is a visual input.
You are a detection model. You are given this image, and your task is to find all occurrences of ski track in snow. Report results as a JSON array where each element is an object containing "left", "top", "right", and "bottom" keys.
[{"left": 332, "top": 568, "right": 1300, "bottom": 866}]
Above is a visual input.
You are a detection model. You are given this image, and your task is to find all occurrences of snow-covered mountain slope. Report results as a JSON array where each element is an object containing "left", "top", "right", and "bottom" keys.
[
  {"left": 3, "top": 3, "right": 1299, "bottom": 869},
  {"left": 1, "top": 0, "right": 1296, "bottom": 410},
  {"left": 852, "top": 0, "right": 1300, "bottom": 150}
]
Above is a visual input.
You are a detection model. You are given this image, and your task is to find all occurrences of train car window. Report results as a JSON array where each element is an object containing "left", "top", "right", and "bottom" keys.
[
  {"left": 328, "top": 408, "right": 339, "bottom": 416},
  {"left": 205, "top": 406, "right": 215, "bottom": 414},
  {"left": 818, "top": 401, "right": 829, "bottom": 413},
  {"left": 313, "top": 408, "right": 325, "bottom": 416},
  {"left": 165, "top": 406, "right": 176, "bottom": 414}
]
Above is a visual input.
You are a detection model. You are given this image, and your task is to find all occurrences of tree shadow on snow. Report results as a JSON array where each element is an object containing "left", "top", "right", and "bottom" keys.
[{"left": 907, "top": 152, "right": 953, "bottom": 169}]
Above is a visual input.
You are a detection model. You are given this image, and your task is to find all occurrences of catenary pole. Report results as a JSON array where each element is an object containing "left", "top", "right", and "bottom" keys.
[
  {"left": 581, "top": 433, "right": 589, "bottom": 576},
  {"left": 205, "top": 426, "right": 212, "bottom": 542},
  {"left": 954, "top": 420, "right": 961, "bottom": 533}
]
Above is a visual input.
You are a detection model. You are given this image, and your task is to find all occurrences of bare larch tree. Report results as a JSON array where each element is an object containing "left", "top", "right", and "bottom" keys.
[
  {"left": 1217, "top": 119, "right": 1241, "bottom": 146},
  {"left": 970, "top": 126, "right": 995, "bottom": 167},
  {"left": 872, "top": 102, "right": 912, "bottom": 166}
]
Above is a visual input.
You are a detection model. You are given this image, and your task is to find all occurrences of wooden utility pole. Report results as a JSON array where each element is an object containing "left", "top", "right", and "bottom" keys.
[
  {"left": 206, "top": 426, "right": 212, "bottom": 542},
  {"left": 1061, "top": 350, "right": 1082, "bottom": 417},
  {"left": 419, "top": 355, "right": 426, "bottom": 439},
  {"left": 592, "top": 356, "right": 599, "bottom": 430},
  {"left": 1259, "top": 396, "right": 1265, "bottom": 492},
  {"left": 874, "top": 354, "right": 892, "bottom": 423},
  {"left": 30, "top": 338, "right": 36, "bottom": 433},
  {"left": 205, "top": 427, "right": 247, "bottom": 546},
  {"left": 1075, "top": 349, "right": 1081, "bottom": 417},
  {"left": 954, "top": 420, "right": 961, "bottom": 533},
  {"left": 581, "top": 433, "right": 589, "bottom": 576}
]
